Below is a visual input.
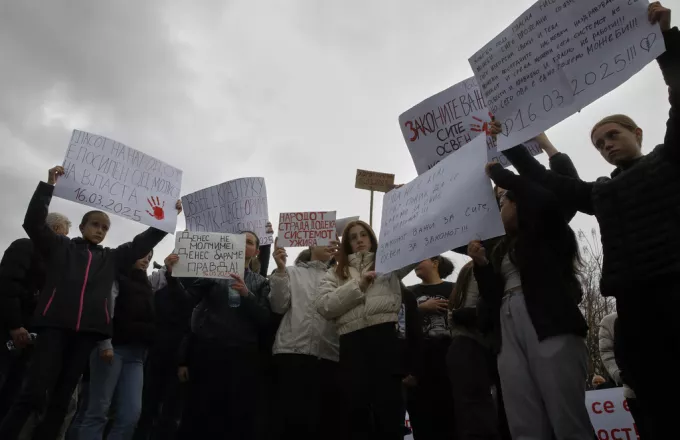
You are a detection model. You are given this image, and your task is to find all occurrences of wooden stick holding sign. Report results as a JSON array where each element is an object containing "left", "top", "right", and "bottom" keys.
[{"left": 355, "top": 169, "right": 395, "bottom": 227}]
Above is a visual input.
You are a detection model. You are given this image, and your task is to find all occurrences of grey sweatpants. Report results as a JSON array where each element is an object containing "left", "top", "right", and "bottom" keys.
[{"left": 498, "top": 292, "right": 592, "bottom": 440}]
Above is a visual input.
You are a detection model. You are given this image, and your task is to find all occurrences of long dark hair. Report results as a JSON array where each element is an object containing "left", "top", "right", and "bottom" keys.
[
  {"left": 335, "top": 220, "right": 378, "bottom": 280},
  {"left": 450, "top": 261, "right": 473, "bottom": 310}
]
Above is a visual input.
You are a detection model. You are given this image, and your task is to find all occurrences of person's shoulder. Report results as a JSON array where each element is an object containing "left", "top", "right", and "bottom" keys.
[{"left": 8, "top": 237, "right": 34, "bottom": 252}]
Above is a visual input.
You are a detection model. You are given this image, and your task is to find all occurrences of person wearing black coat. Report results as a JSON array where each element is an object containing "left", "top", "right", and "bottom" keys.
[
  {"left": 497, "top": 5, "right": 679, "bottom": 437},
  {"left": 0, "top": 166, "right": 173, "bottom": 440},
  {"left": 467, "top": 161, "right": 591, "bottom": 439}
]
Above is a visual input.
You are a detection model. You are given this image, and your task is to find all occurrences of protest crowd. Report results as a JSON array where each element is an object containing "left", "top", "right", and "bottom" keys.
[{"left": 0, "top": 2, "right": 677, "bottom": 440}]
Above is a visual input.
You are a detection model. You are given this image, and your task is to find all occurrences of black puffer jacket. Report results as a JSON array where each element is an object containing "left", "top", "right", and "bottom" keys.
[
  {"left": 0, "top": 238, "right": 45, "bottom": 332},
  {"left": 24, "top": 182, "right": 167, "bottom": 337},
  {"left": 112, "top": 269, "right": 155, "bottom": 346},
  {"left": 503, "top": 28, "right": 680, "bottom": 297}
]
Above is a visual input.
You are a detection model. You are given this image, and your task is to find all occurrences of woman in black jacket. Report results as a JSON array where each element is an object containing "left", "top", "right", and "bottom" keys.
[
  {"left": 467, "top": 162, "right": 591, "bottom": 440},
  {"left": 0, "top": 166, "right": 174, "bottom": 440}
]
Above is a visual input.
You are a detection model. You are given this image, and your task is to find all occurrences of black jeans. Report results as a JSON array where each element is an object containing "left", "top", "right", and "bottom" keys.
[
  {"left": 176, "top": 338, "right": 259, "bottom": 440},
  {"left": 340, "top": 323, "right": 403, "bottom": 440},
  {"left": 0, "top": 328, "right": 98, "bottom": 440},
  {"left": 0, "top": 345, "right": 34, "bottom": 420},
  {"left": 447, "top": 335, "right": 501, "bottom": 440},
  {"left": 133, "top": 339, "right": 185, "bottom": 440},
  {"left": 407, "top": 337, "right": 455, "bottom": 440},
  {"left": 271, "top": 354, "right": 345, "bottom": 440},
  {"left": 616, "top": 288, "right": 680, "bottom": 440}
]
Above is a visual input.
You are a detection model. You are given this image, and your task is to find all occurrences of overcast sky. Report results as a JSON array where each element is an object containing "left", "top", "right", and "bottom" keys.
[{"left": 1, "top": 0, "right": 677, "bottom": 286}]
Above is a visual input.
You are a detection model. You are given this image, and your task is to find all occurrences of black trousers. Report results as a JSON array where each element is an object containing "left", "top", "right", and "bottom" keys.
[
  {"left": 626, "top": 397, "right": 650, "bottom": 440},
  {"left": 271, "top": 353, "right": 345, "bottom": 440},
  {"left": 407, "top": 337, "right": 455, "bottom": 440},
  {"left": 340, "top": 323, "right": 403, "bottom": 440},
  {"left": 133, "top": 339, "right": 185, "bottom": 440},
  {"left": 616, "top": 288, "right": 680, "bottom": 440},
  {"left": 447, "top": 335, "right": 501, "bottom": 440},
  {"left": 0, "top": 345, "right": 34, "bottom": 421},
  {"left": 0, "top": 328, "right": 98, "bottom": 440},
  {"left": 176, "top": 338, "right": 259, "bottom": 440}
]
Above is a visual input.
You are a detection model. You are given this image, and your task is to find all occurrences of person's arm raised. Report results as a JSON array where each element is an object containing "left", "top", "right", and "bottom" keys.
[{"left": 23, "top": 167, "right": 69, "bottom": 256}]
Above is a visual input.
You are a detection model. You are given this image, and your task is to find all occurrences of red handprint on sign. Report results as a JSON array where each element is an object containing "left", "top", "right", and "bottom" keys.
[
  {"left": 470, "top": 112, "right": 495, "bottom": 136},
  {"left": 146, "top": 197, "right": 165, "bottom": 221}
]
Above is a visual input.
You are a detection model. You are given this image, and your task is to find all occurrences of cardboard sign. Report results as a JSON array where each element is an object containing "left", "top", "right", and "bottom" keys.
[
  {"left": 586, "top": 388, "right": 637, "bottom": 440},
  {"left": 54, "top": 130, "right": 183, "bottom": 233},
  {"left": 182, "top": 177, "right": 273, "bottom": 246},
  {"left": 336, "top": 216, "right": 360, "bottom": 237},
  {"left": 469, "top": 0, "right": 665, "bottom": 150},
  {"left": 355, "top": 169, "right": 395, "bottom": 192},
  {"left": 277, "top": 211, "right": 337, "bottom": 247},
  {"left": 399, "top": 76, "right": 543, "bottom": 174},
  {"left": 377, "top": 135, "right": 505, "bottom": 274},
  {"left": 173, "top": 231, "right": 246, "bottom": 279}
]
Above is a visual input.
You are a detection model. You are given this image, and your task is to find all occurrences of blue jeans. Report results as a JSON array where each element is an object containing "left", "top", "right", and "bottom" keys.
[{"left": 77, "top": 345, "right": 146, "bottom": 440}]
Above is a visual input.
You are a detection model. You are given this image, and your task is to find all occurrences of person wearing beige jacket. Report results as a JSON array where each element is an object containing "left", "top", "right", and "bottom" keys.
[{"left": 316, "top": 220, "right": 416, "bottom": 440}]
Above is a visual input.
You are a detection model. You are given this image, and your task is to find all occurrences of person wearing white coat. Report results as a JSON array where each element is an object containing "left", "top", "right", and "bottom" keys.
[
  {"left": 269, "top": 241, "right": 344, "bottom": 440},
  {"left": 316, "top": 220, "right": 416, "bottom": 440}
]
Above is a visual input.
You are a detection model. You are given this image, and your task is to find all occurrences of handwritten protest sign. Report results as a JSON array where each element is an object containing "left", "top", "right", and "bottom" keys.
[
  {"left": 376, "top": 135, "right": 505, "bottom": 274},
  {"left": 53, "top": 130, "right": 182, "bottom": 233},
  {"left": 182, "top": 177, "right": 273, "bottom": 246},
  {"left": 172, "top": 231, "right": 246, "bottom": 279},
  {"left": 586, "top": 388, "right": 637, "bottom": 440},
  {"left": 277, "top": 211, "right": 337, "bottom": 247},
  {"left": 469, "top": 0, "right": 665, "bottom": 150},
  {"left": 336, "top": 216, "right": 360, "bottom": 237},
  {"left": 355, "top": 169, "right": 395, "bottom": 192},
  {"left": 399, "top": 77, "right": 543, "bottom": 174}
]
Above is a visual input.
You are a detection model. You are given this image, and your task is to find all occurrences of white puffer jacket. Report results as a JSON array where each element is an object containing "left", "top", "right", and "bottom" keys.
[
  {"left": 598, "top": 312, "right": 635, "bottom": 399},
  {"left": 316, "top": 252, "right": 415, "bottom": 336},
  {"left": 270, "top": 260, "right": 339, "bottom": 362}
]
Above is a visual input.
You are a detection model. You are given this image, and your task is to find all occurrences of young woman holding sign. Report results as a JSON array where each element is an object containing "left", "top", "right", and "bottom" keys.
[
  {"left": 468, "top": 162, "right": 591, "bottom": 439},
  {"left": 176, "top": 231, "right": 271, "bottom": 440},
  {"left": 0, "top": 166, "right": 175, "bottom": 440},
  {"left": 269, "top": 239, "right": 345, "bottom": 440},
  {"left": 316, "top": 220, "right": 417, "bottom": 440},
  {"left": 496, "top": 4, "right": 679, "bottom": 436}
]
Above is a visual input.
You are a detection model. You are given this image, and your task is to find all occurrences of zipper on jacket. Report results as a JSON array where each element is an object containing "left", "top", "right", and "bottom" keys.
[
  {"left": 43, "top": 288, "right": 56, "bottom": 316},
  {"left": 76, "top": 249, "right": 93, "bottom": 332},
  {"left": 104, "top": 298, "right": 110, "bottom": 325}
]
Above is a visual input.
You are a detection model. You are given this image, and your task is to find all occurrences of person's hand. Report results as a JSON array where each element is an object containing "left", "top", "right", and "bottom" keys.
[
  {"left": 649, "top": 2, "right": 671, "bottom": 32},
  {"left": 402, "top": 375, "right": 418, "bottom": 387},
  {"left": 47, "top": 166, "right": 65, "bottom": 185},
  {"left": 388, "top": 184, "right": 404, "bottom": 192},
  {"left": 230, "top": 273, "right": 249, "bottom": 297},
  {"left": 273, "top": 238, "right": 287, "bottom": 272},
  {"left": 175, "top": 200, "right": 183, "bottom": 214},
  {"left": 265, "top": 222, "right": 274, "bottom": 235},
  {"left": 178, "top": 366, "right": 190, "bottom": 383},
  {"left": 164, "top": 253, "right": 179, "bottom": 274},
  {"left": 489, "top": 119, "right": 502, "bottom": 138},
  {"left": 468, "top": 240, "right": 489, "bottom": 266},
  {"left": 359, "top": 271, "right": 377, "bottom": 292},
  {"left": 418, "top": 298, "right": 449, "bottom": 314},
  {"left": 485, "top": 162, "right": 498, "bottom": 177},
  {"left": 100, "top": 349, "right": 114, "bottom": 365},
  {"left": 532, "top": 132, "right": 559, "bottom": 157},
  {"left": 327, "top": 240, "right": 340, "bottom": 258},
  {"left": 10, "top": 327, "right": 31, "bottom": 349}
]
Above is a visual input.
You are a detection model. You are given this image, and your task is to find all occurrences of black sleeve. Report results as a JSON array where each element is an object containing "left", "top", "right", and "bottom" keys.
[
  {"left": 450, "top": 307, "right": 478, "bottom": 328},
  {"left": 241, "top": 278, "right": 271, "bottom": 328},
  {"left": 258, "top": 244, "right": 271, "bottom": 277},
  {"left": 472, "top": 263, "right": 503, "bottom": 335},
  {"left": 22, "top": 182, "right": 69, "bottom": 257},
  {"left": 657, "top": 27, "right": 680, "bottom": 163},
  {"left": 0, "top": 239, "right": 34, "bottom": 330},
  {"left": 402, "top": 287, "right": 423, "bottom": 377},
  {"left": 549, "top": 152, "right": 579, "bottom": 179},
  {"left": 114, "top": 227, "right": 168, "bottom": 269},
  {"left": 502, "top": 147, "right": 596, "bottom": 215}
]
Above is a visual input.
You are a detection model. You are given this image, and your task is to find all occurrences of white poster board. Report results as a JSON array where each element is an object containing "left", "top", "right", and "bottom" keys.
[
  {"left": 399, "top": 77, "right": 543, "bottom": 174},
  {"left": 172, "top": 231, "right": 246, "bottom": 279},
  {"left": 469, "top": 0, "right": 665, "bottom": 150},
  {"left": 376, "top": 135, "right": 505, "bottom": 274},
  {"left": 336, "top": 216, "right": 360, "bottom": 237},
  {"left": 182, "top": 177, "right": 273, "bottom": 246},
  {"left": 277, "top": 211, "right": 337, "bottom": 247},
  {"left": 54, "top": 130, "right": 183, "bottom": 233},
  {"left": 586, "top": 388, "right": 637, "bottom": 439}
]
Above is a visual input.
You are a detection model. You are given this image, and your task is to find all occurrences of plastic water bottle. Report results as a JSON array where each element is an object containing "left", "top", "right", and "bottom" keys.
[
  {"left": 227, "top": 280, "right": 241, "bottom": 308},
  {"left": 6, "top": 333, "right": 38, "bottom": 351}
]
